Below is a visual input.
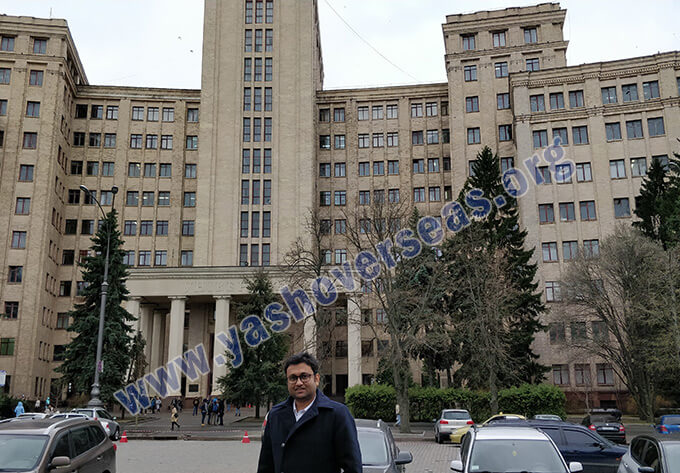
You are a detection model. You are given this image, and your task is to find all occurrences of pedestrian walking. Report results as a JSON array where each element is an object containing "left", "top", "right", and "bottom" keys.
[
  {"left": 170, "top": 406, "right": 180, "bottom": 431},
  {"left": 257, "top": 352, "right": 362, "bottom": 473},
  {"left": 35, "top": 399, "right": 41, "bottom": 411},
  {"left": 200, "top": 398, "right": 209, "bottom": 426},
  {"left": 234, "top": 400, "right": 241, "bottom": 417},
  {"left": 14, "top": 401, "right": 25, "bottom": 417},
  {"left": 193, "top": 397, "right": 199, "bottom": 416},
  {"left": 395, "top": 403, "right": 401, "bottom": 427},
  {"left": 218, "top": 399, "right": 225, "bottom": 426},
  {"left": 156, "top": 397, "right": 162, "bottom": 414}
]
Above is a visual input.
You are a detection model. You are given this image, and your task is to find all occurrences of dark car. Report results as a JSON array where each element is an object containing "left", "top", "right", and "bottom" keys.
[
  {"left": 355, "top": 419, "right": 412, "bottom": 473},
  {"left": 581, "top": 408, "right": 626, "bottom": 444},
  {"left": 618, "top": 435, "right": 680, "bottom": 473},
  {"left": 0, "top": 416, "right": 116, "bottom": 472},
  {"left": 529, "top": 419, "right": 627, "bottom": 473}
]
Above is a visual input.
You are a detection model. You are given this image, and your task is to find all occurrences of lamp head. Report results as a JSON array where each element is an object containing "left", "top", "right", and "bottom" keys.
[
  {"left": 111, "top": 186, "right": 119, "bottom": 195},
  {"left": 79, "top": 185, "right": 89, "bottom": 193}
]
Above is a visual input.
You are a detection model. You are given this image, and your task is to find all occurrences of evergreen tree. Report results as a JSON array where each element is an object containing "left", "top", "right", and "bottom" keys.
[
  {"left": 57, "top": 210, "right": 136, "bottom": 405},
  {"left": 450, "top": 146, "right": 547, "bottom": 385},
  {"left": 217, "top": 270, "right": 289, "bottom": 418}
]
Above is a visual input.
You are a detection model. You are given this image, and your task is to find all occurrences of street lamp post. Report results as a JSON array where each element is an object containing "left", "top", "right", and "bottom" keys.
[{"left": 80, "top": 185, "right": 118, "bottom": 408}]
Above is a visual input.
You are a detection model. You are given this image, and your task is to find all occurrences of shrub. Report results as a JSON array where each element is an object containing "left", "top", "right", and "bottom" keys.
[{"left": 345, "top": 384, "right": 396, "bottom": 421}]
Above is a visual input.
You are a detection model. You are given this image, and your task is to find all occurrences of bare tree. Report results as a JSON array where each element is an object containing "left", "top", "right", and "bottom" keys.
[{"left": 561, "top": 225, "right": 677, "bottom": 421}]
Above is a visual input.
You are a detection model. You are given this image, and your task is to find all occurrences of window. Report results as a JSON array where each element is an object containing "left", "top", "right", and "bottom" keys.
[
  {"left": 605, "top": 122, "right": 622, "bottom": 141},
  {"left": 15, "top": 198, "right": 30, "bottom": 215},
  {"left": 493, "top": 31, "right": 506, "bottom": 47},
  {"left": 580, "top": 201, "right": 597, "bottom": 221},
  {"left": 530, "top": 94, "right": 545, "bottom": 112},
  {"left": 26, "top": 101, "right": 40, "bottom": 117},
  {"left": 425, "top": 102, "right": 438, "bottom": 117},
  {"left": 33, "top": 37, "right": 47, "bottom": 54},
  {"left": 244, "top": 58, "right": 252, "bottom": 81},
  {"left": 67, "top": 189, "right": 81, "bottom": 204},
  {"left": 653, "top": 154, "right": 670, "bottom": 170},
  {"left": 413, "top": 187, "right": 425, "bottom": 202},
  {"left": 643, "top": 80, "right": 660, "bottom": 100},
  {"left": 583, "top": 240, "right": 600, "bottom": 258},
  {"left": 335, "top": 249, "right": 347, "bottom": 265},
  {"left": 426, "top": 158, "right": 439, "bottom": 173},
  {"left": 254, "top": 58, "right": 263, "bottom": 81},
  {"left": 8, "top": 266, "right": 23, "bottom": 283},
  {"left": 333, "top": 134, "right": 346, "bottom": 149},
  {"left": 464, "top": 65, "right": 477, "bottom": 82},
  {"left": 124, "top": 221, "right": 137, "bottom": 236},
  {"left": 161, "top": 107, "right": 174, "bottom": 122},
  {"left": 372, "top": 133, "right": 384, "bottom": 148},
  {"left": 386, "top": 104, "right": 398, "bottom": 119},
  {"left": 576, "top": 163, "right": 592, "bottom": 182},
  {"left": 552, "top": 127, "right": 568, "bottom": 145},
  {"left": 563, "top": 241, "right": 578, "bottom": 260},
  {"left": 244, "top": 88, "right": 252, "bottom": 111},
  {"left": 334, "top": 108, "right": 345, "bottom": 122},
  {"left": 526, "top": 58, "right": 540, "bottom": 72},
  {"left": 18, "top": 165, "right": 34, "bottom": 182},
  {"left": 549, "top": 92, "right": 564, "bottom": 110},
  {"left": 500, "top": 157, "right": 513, "bottom": 173},
  {"left": 358, "top": 134, "right": 370, "bottom": 148},
  {"left": 467, "top": 128, "right": 480, "bottom": 144},
  {"left": 128, "top": 162, "right": 141, "bottom": 177},
  {"left": 334, "top": 191, "right": 346, "bottom": 206},
  {"left": 498, "top": 125, "right": 512, "bottom": 142},
  {"left": 0, "top": 99, "right": 6, "bottom": 116},
  {"left": 557, "top": 202, "right": 575, "bottom": 222},
  {"left": 614, "top": 198, "right": 631, "bottom": 218},
  {"left": 23, "top": 132, "right": 37, "bottom": 149},
  {"left": 357, "top": 106, "right": 369, "bottom": 120},
  {"left": 373, "top": 161, "right": 384, "bottom": 175},
  {"left": 319, "top": 135, "right": 331, "bottom": 150},
  {"left": 139, "top": 221, "right": 153, "bottom": 237},
  {"left": 387, "top": 132, "right": 398, "bottom": 147},
  {"left": 552, "top": 365, "right": 569, "bottom": 385},
  {"left": 546, "top": 281, "right": 561, "bottom": 302},
  {"left": 187, "top": 108, "right": 199, "bottom": 123},
  {"left": 574, "top": 364, "right": 591, "bottom": 386},
  {"left": 183, "top": 192, "right": 196, "bottom": 208},
  {"left": 533, "top": 130, "right": 548, "bottom": 148},
  {"left": 104, "top": 133, "right": 116, "bottom": 148},
  {"left": 142, "top": 192, "right": 155, "bottom": 207},
  {"left": 0, "top": 36, "right": 14, "bottom": 51},
  {"left": 631, "top": 157, "right": 647, "bottom": 177},
  {"left": 388, "top": 189, "right": 400, "bottom": 203},
  {"left": 320, "top": 191, "right": 331, "bottom": 206},
  {"left": 542, "top": 242, "right": 558, "bottom": 262},
  {"left": 539, "top": 204, "right": 554, "bottom": 224},
  {"left": 373, "top": 106, "right": 384, "bottom": 119},
  {"left": 622, "top": 83, "right": 638, "bottom": 102},
  {"left": 137, "top": 251, "right": 151, "bottom": 266},
  {"left": 426, "top": 130, "right": 439, "bottom": 144},
  {"left": 495, "top": 62, "right": 508, "bottom": 78},
  {"left": 549, "top": 323, "right": 565, "bottom": 344},
  {"left": 71, "top": 161, "right": 83, "bottom": 175},
  {"left": 0, "top": 68, "right": 10, "bottom": 84},
  {"left": 145, "top": 134, "right": 157, "bottom": 149},
  {"left": 73, "top": 132, "right": 85, "bottom": 147},
  {"left": 255, "top": 29, "right": 263, "bottom": 52},
  {"left": 609, "top": 159, "right": 626, "bottom": 179},
  {"left": 333, "top": 219, "right": 347, "bottom": 235},
  {"left": 186, "top": 135, "right": 198, "bottom": 149},
  {"left": 384, "top": 161, "right": 399, "bottom": 176},
  {"left": 648, "top": 117, "right": 665, "bottom": 137},
  {"left": 131, "top": 106, "right": 144, "bottom": 121},
  {"left": 429, "top": 187, "right": 441, "bottom": 202},
  {"left": 626, "top": 120, "right": 643, "bottom": 139},
  {"left": 466, "top": 96, "right": 479, "bottom": 112},
  {"left": 85, "top": 161, "right": 99, "bottom": 176},
  {"left": 64, "top": 220, "right": 77, "bottom": 234},
  {"left": 0, "top": 338, "right": 15, "bottom": 356},
  {"left": 182, "top": 220, "right": 195, "bottom": 236},
  {"left": 11, "top": 231, "right": 26, "bottom": 249},
  {"left": 592, "top": 321, "right": 609, "bottom": 342},
  {"left": 126, "top": 191, "right": 139, "bottom": 206},
  {"left": 572, "top": 126, "right": 589, "bottom": 145},
  {"left": 412, "top": 159, "right": 424, "bottom": 174},
  {"left": 319, "top": 163, "right": 331, "bottom": 177},
  {"left": 154, "top": 251, "right": 167, "bottom": 267},
  {"left": 158, "top": 191, "right": 170, "bottom": 206},
  {"left": 462, "top": 34, "right": 476, "bottom": 50},
  {"left": 410, "top": 103, "right": 423, "bottom": 118},
  {"left": 524, "top": 27, "right": 538, "bottom": 43},
  {"left": 596, "top": 364, "right": 614, "bottom": 385},
  {"left": 601, "top": 86, "right": 617, "bottom": 104},
  {"left": 411, "top": 131, "right": 424, "bottom": 145},
  {"left": 29, "top": 70, "right": 43, "bottom": 86},
  {"left": 130, "top": 134, "right": 142, "bottom": 149},
  {"left": 181, "top": 251, "right": 193, "bottom": 267},
  {"left": 185, "top": 164, "right": 197, "bottom": 179},
  {"left": 239, "top": 245, "right": 248, "bottom": 266},
  {"left": 159, "top": 163, "right": 171, "bottom": 177},
  {"left": 86, "top": 131, "right": 100, "bottom": 148},
  {"left": 569, "top": 90, "right": 584, "bottom": 108}
]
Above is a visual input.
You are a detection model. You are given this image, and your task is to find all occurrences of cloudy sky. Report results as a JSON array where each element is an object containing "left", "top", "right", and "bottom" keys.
[{"left": 1, "top": 1, "right": 678, "bottom": 90}]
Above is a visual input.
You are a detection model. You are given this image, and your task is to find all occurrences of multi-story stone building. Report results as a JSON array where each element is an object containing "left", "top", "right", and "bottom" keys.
[{"left": 0, "top": 1, "right": 677, "bottom": 407}]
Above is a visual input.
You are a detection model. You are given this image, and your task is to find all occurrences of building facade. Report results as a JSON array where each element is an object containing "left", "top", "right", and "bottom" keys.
[{"left": 0, "top": 2, "right": 678, "bottom": 406}]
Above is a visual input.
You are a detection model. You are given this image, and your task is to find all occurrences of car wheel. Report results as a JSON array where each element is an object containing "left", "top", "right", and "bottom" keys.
[{"left": 112, "top": 427, "right": 120, "bottom": 441}]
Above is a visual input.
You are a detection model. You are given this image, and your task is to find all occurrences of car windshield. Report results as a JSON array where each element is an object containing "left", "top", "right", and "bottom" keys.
[
  {"left": 665, "top": 444, "right": 680, "bottom": 471},
  {"left": 358, "top": 430, "right": 389, "bottom": 466},
  {"left": 591, "top": 415, "right": 618, "bottom": 423},
  {"left": 444, "top": 411, "right": 470, "bottom": 420},
  {"left": 74, "top": 409, "right": 94, "bottom": 417},
  {"left": 469, "top": 439, "right": 567, "bottom": 473},
  {"left": 663, "top": 416, "right": 680, "bottom": 425},
  {"left": 0, "top": 434, "right": 49, "bottom": 471}
]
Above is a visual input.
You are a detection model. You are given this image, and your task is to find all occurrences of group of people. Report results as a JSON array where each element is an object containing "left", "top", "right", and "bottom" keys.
[{"left": 13, "top": 396, "right": 54, "bottom": 417}]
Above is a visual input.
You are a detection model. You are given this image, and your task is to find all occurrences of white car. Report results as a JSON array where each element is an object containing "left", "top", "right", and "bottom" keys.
[
  {"left": 70, "top": 408, "right": 121, "bottom": 441},
  {"left": 450, "top": 425, "right": 583, "bottom": 473},
  {"left": 49, "top": 412, "right": 115, "bottom": 439},
  {"left": 434, "top": 409, "right": 473, "bottom": 443},
  {"left": 618, "top": 435, "right": 680, "bottom": 473}
]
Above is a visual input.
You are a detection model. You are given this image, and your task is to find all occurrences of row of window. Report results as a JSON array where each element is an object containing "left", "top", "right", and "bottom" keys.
[
  {"left": 319, "top": 158, "right": 452, "bottom": 178},
  {"left": 0, "top": 35, "right": 47, "bottom": 54},
  {"left": 0, "top": 68, "right": 42, "bottom": 86},
  {"left": 528, "top": 81, "right": 660, "bottom": 113},
  {"left": 538, "top": 198, "right": 631, "bottom": 224},
  {"left": 244, "top": 29, "right": 274, "bottom": 53},
  {"left": 243, "top": 87, "right": 273, "bottom": 111},
  {"left": 552, "top": 362, "right": 615, "bottom": 386},
  {"left": 243, "top": 57, "right": 273, "bottom": 82},
  {"left": 318, "top": 102, "right": 450, "bottom": 123},
  {"left": 240, "top": 180, "right": 272, "bottom": 205},
  {"left": 319, "top": 186, "right": 452, "bottom": 206},
  {"left": 239, "top": 211, "right": 272, "bottom": 238},
  {"left": 238, "top": 243, "right": 271, "bottom": 266},
  {"left": 241, "top": 149, "right": 273, "bottom": 174},
  {"left": 541, "top": 240, "right": 600, "bottom": 263},
  {"left": 463, "top": 58, "right": 539, "bottom": 82},
  {"left": 3, "top": 131, "right": 199, "bottom": 151},
  {"left": 460, "top": 27, "right": 538, "bottom": 51},
  {"left": 123, "top": 249, "right": 194, "bottom": 267},
  {"left": 244, "top": 0, "right": 274, "bottom": 24},
  {"left": 243, "top": 117, "right": 272, "bottom": 142},
  {"left": 62, "top": 218, "right": 196, "bottom": 237},
  {"left": 69, "top": 161, "right": 195, "bottom": 179},
  {"left": 318, "top": 130, "right": 451, "bottom": 149},
  {"left": 74, "top": 104, "right": 198, "bottom": 122}
]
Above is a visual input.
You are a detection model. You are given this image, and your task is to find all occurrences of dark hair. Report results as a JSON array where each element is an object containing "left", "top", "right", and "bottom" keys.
[{"left": 284, "top": 352, "right": 319, "bottom": 374}]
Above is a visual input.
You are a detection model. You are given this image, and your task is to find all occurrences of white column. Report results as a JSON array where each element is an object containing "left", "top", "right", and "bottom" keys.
[
  {"left": 168, "top": 296, "right": 186, "bottom": 396},
  {"left": 150, "top": 311, "right": 164, "bottom": 370},
  {"left": 125, "top": 297, "right": 141, "bottom": 332},
  {"left": 212, "top": 295, "right": 231, "bottom": 395},
  {"left": 303, "top": 303, "right": 317, "bottom": 357},
  {"left": 347, "top": 296, "right": 362, "bottom": 387},
  {"left": 140, "top": 305, "right": 153, "bottom": 369}
]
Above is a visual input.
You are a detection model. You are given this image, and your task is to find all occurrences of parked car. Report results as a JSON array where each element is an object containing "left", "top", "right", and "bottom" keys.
[
  {"left": 0, "top": 416, "right": 116, "bottom": 472},
  {"left": 529, "top": 419, "right": 627, "bottom": 473},
  {"left": 449, "top": 425, "right": 583, "bottom": 472},
  {"left": 534, "top": 414, "right": 563, "bottom": 421},
  {"left": 449, "top": 413, "right": 526, "bottom": 443},
  {"left": 618, "top": 435, "right": 680, "bottom": 473},
  {"left": 355, "top": 419, "right": 412, "bottom": 473},
  {"left": 581, "top": 408, "right": 626, "bottom": 444},
  {"left": 15, "top": 412, "right": 50, "bottom": 420},
  {"left": 434, "top": 409, "right": 473, "bottom": 443},
  {"left": 72, "top": 407, "right": 121, "bottom": 441},
  {"left": 654, "top": 415, "right": 680, "bottom": 434}
]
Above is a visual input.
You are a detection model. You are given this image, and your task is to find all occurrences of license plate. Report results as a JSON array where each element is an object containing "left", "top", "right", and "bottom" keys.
[{"left": 601, "top": 427, "right": 617, "bottom": 431}]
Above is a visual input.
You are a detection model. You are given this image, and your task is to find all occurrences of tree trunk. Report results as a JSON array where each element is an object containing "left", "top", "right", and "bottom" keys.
[
  {"left": 489, "top": 370, "right": 499, "bottom": 415},
  {"left": 392, "top": 355, "right": 410, "bottom": 433}
]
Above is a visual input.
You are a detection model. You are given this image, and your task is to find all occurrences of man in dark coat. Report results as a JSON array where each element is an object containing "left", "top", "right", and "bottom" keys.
[{"left": 257, "top": 352, "right": 362, "bottom": 473}]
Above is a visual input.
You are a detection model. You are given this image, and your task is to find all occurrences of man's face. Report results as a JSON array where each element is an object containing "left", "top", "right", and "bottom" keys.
[{"left": 286, "top": 362, "right": 319, "bottom": 402}]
